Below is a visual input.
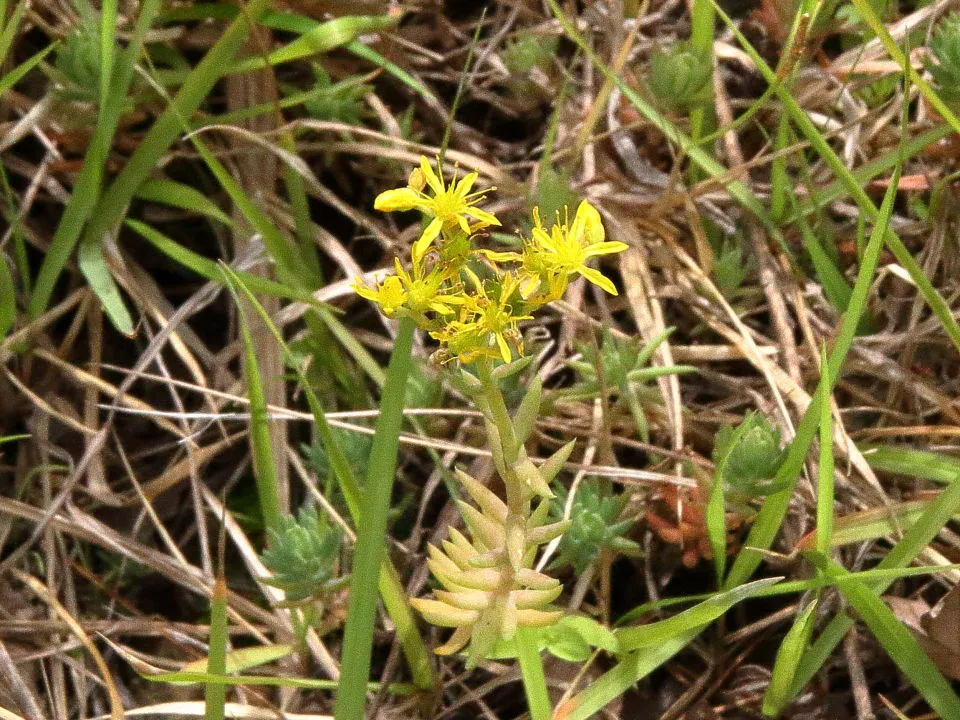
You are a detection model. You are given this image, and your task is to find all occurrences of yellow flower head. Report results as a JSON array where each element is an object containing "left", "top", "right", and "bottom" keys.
[
  {"left": 430, "top": 270, "right": 531, "bottom": 364},
  {"left": 374, "top": 157, "right": 501, "bottom": 266},
  {"left": 527, "top": 200, "right": 628, "bottom": 297},
  {"left": 352, "top": 274, "right": 407, "bottom": 317},
  {"left": 393, "top": 258, "right": 464, "bottom": 317}
]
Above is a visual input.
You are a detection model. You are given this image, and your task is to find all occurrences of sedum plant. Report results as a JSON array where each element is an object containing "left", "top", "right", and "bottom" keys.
[
  {"left": 551, "top": 478, "right": 640, "bottom": 574},
  {"left": 353, "top": 157, "right": 627, "bottom": 667},
  {"left": 927, "top": 12, "right": 960, "bottom": 104},
  {"left": 648, "top": 41, "right": 713, "bottom": 112},
  {"left": 260, "top": 506, "right": 346, "bottom": 605}
]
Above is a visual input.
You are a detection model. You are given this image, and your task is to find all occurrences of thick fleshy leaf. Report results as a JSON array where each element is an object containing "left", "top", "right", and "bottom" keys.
[{"left": 411, "top": 599, "right": 478, "bottom": 627}]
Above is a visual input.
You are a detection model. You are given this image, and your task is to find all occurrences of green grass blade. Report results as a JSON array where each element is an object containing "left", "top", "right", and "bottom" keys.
[
  {"left": 707, "top": 423, "right": 755, "bottom": 585},
  {"left": 125, "top": 220, "right": 313, "bottom": 302},
  {"left": 144, "top": 671, "right": 416, "bottom": 695},
  {"left": 713, "top": 1, "right": 960, "bottom": 353},
  {"left": 849, "top": 0, "right": 960, "bottom": 137},
  {"left": 801, "top": 498, "right": 960, "bottom": 551},
  {"left": 0, "top": 42, "right": 57, "bottom": 96},
  {"left": 68, "top": 0, "right": 272, "bottom": 331},
  {"left": 786, "top": 124, "right": 953, "bottom": 224},
  {"left": 762, "top": 599, "right": 818, "bottom": 717},
  {"left": 99, "top": 0, "right": 118, "bottom": 109},
  {"left": 0, "top": 0, "right": 29, "bottom": 64},
  {"left": 816, "top": 346, "right": 834, "bottom": 556},
  {"left": 134, "top": 179, "right": 234, "bottom": 227},
  {"left": 205, "top": 571, "right": 228, "bottom": 720},
  {"left": 157, "top": 4, "right": 433, "bottom": 101},
  {"left": 618, "top": 564, "right": 960, "bottom": 625},
  {"left": 77, "top": 240, "right": 133, "bottom": 334},
  {"left": 724, "top": 158, "right": 901, "bottom": 590},
  {"left": 0, "top": 254, "right": 14, "bottom": 341},
  {"left": 616, "top": 578, "right": 780, "bottom": 653},
  {"left": 790, "top": 456, "right": 960, "bottom": 699},
  {"left": 797, "top": 217, "right": 852, "bottom": 312},
  {"left": 556, "top": 630, "right": 698, "bottom": 720},
  {"left": 334, "top": 317, "right": 416, "bottom": 720},
  {"left": 864, "top": 445, "right": 960, "bottom": 484},
  {"left": 687, "top": 0, "right": 716, "bottom": 165},
  {"left": 229, "top": 15, "right": 397, "bottom": 74},
  {"left": 223, "top": 270, "right": 281, "bottom": 534},
  {"left": 28, "top": 0, "right": 163, "bottom": 320},
  {"left": 220, "top": 268, "right": 434, "bottom": 691},
  {"left": 811, "top": 554, "right": 960, "bottom": 718},
  {"left": 546, "top": 0, "right": 777, "bottom": 234}
]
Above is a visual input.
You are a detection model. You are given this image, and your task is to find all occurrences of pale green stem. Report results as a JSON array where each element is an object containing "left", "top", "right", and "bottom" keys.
[{"left": 471, "top": 362, "right": 551, "bottom": 716}]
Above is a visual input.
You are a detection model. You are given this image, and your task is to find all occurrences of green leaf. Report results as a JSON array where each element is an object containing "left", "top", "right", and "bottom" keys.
[
  {"left": 616, "top": 578, "right": 781, "bottom": 653},
  {"left": 763, "top": 600, "right": 818, "bottom": 716},
  {"left": 134, "top": 179, "right": 233, "bottom": 226},
  {"left": 184, "top": 644, "right": 292, "bottom": 676},
  {"left": 0, "top": 255, "right": 14, "bottom": 340},
  {"left": 230, "top": 15, "right": 398, "bottom": 73},
  {"left": 810, "top": 553, "right": 960, "bottom": 719},
  {"left": 333, "top": 318, "right": 417, "bottom": 720}
]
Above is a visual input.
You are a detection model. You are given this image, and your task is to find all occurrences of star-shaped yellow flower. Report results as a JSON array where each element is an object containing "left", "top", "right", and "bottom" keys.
[
  {"left": 351, "top": 274, "right": 407, "bottom": 317},
  {"left": 374, "top": 157, "right": 501, "bottom": 265},
  {"left": 527, "top": 200, "right": 628, "bottom": 296},
  {"left": 393, "top": 258, "right": 464, "bottom": 316},
  {"left": 431, "top": 270, "right": 531, "bottom": 364}
]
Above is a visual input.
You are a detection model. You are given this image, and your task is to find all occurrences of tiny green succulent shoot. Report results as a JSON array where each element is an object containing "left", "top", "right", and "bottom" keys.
[
  {"left": 502, "top": 32, "right": 558, "bottom": 75},
  {"left": 260, "top": 507, "right": 346, "bottom": 604},
  {"left": 53, "top": 22, "right": 103, "bottom": 102},
  {"left": 303, "top": 66, "right": 371, "bottom": 124},
  {"left": 713, "top": 411, "right": 788, "bottom": 507},
  {"left": 648, "top": 42, "right": 713, "bottom": 111},
  {"left": 565, "top": 328, "right": 694, "bottom": 442},
  {"left": 303, "top": 429, "right": 372, "bottom": 485},
  {"left": 926, "top": 12, "right": 960, "bottom": 104},
  {"left": 712, "top": 238, "right": 753, "bottom": 298},
  {"left": 551, "top": 479, "right": 640, "bottom": 573}
]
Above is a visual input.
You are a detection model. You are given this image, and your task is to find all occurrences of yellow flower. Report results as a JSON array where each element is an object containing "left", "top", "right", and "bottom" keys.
[
  {"left": 393, "top": 258, "right": 464, "bottom": 316},
  {"left": 374, "top": 157, "right": 501, "bottom": 265},
  {"left": 431, "top": 270, "right": 531, "bottom": 364},
  {"left": 351, "top": 274, "right": 407, "bottom": 317},
  {"left": 527, "top": 200, "right": 628, "bottom": 296}
]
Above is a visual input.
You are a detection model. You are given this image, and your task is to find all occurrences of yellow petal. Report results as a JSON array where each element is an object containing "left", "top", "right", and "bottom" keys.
[
  {"left": 374, "top": 187, "right": 421, "bottom": 212},
  {"left": 420, "top": 156, "right": 444, "bottom": 195},
  {"left": 495, "top": 333, "right": 512, "bottom": 364},
  {"left": 455, "top": 171, "right": 479, "bottom": 197},
  {"left": 465, "top": 206, "right": 501, "bottom": 227},
  {"left": 352, "top": 279, "right": 377, "bottom": 302},
  {"left": 584, "top": 241, "right": 629, "bottom": 257},
  {"left": 478, "top": 249, "right": 522, "bottom": 263},
  {"left": 578, "top": 265, "right": 618, "bottom": 295},
  {"left": 573, "top": 199, "right": 604, "bottom": 245},
  {"left": 412, "top": 218, "right": 442, "bottom": 266}
]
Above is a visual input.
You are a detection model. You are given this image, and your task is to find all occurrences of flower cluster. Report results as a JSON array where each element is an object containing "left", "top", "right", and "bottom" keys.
[
  {"left": 354, "top": 156, "right": 627, "bottom": 365},
  {"left": 356, "top": 157, "right": 627, "bottom": 666}
]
